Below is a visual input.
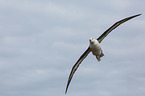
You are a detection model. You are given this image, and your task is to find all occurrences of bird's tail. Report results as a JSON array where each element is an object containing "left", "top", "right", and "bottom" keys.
[{"left": 96, "top": 52, "right": 104, "bottom": 61}]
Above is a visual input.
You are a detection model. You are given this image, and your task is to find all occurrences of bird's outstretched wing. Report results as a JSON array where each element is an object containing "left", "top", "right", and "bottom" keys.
[
  {"left": 65, "top": 14, "right": 141, "bottom": 94},
  {"left": 97, "top": 14, "right": 141, "bottom": 43},
  {"left": 65, "top": 47, "right": 91, "bottom": 94}
]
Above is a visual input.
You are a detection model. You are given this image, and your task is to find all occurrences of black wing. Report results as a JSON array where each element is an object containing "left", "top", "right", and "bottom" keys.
[
  {"left": 97, "top": 14, "right": 141, "bottom": 43},
  {"left": 65, "top": 47, "right": 91, "bottom": 94},
  {"left": 65, "top": 14, "right": 141, "bottom": 94}
]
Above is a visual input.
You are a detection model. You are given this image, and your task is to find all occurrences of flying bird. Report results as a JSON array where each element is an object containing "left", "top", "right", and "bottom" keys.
[{"left": 65, "top": 14, "right": 141, "bottom": 94}]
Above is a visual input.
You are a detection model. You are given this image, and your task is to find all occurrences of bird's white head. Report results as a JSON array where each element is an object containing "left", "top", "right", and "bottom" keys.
[{"left": 89, "top": 38, "right": 95, "bottom": 43}]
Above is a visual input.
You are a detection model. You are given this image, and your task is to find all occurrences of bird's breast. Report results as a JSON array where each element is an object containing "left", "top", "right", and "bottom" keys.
[{"left": 89, "top": 40, "right": 102, "bottom": 55}]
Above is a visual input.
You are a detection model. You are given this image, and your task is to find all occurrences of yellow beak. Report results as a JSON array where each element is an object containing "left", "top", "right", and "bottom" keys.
[{"left": 90, "top": 39, "right": 93, "bottom": 42}]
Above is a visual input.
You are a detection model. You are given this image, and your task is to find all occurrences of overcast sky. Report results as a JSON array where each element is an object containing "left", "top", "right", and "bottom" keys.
[{"left": 0, "top": 0, "right": 145, "bottom": 96}]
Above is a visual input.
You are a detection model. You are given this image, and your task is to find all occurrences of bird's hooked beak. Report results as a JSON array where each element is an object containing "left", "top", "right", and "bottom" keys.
[{"left": 89, "top": 38, "right": 93, "bottom": 43}]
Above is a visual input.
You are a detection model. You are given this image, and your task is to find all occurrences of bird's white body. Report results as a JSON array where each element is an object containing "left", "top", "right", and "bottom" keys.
[
  {"left": 89, "top": 39, "right": 101, "bottom": 55},
  {"left": 89, "top": 38, "right": 104, "bottom": 61}
]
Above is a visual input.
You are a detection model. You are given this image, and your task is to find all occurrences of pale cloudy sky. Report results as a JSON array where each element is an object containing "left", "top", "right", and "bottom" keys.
[{"left": 0, "top": 0, "right": 145, "bottom": 96}]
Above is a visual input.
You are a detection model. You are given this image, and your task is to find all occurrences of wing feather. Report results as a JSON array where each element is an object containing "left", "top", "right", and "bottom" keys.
[
  {"left": 65, "top": 47, "right": 91, "bottom": 94},
  {"left": 97, "top": 14, "right": 141, "bottom": 43}
]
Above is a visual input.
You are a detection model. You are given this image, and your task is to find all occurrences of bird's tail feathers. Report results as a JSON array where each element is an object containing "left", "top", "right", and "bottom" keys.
[{"left": 96, "top": 52, "right": 104, "bottom": 62}]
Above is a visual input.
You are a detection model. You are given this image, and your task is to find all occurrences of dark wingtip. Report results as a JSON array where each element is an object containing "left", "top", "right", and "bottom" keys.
[
  {"left": 130, "top": 14, "right": 142, "bottom": 20},
  {"left": 137, "top": 13, "right": 142, "bottom": 15},
  {"left": 129, "top": 14, "right": 142, "bottom": 19},
  {"left": 65, "top": 85, "right": 69, "bottom": 94},
  {"left": 133, "top": 14, "right": 142, "bottom": 18},
  {"left": 136, "top": 14, "right": 142, "bottom": 16},
  {"left": 65, "top": 89, "right": 68, "bottom": 94}
]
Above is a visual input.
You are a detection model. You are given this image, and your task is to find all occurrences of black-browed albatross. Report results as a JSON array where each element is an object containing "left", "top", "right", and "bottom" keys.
[{"left": 65, "top": 14, "right": 141, "bottom": 94}]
